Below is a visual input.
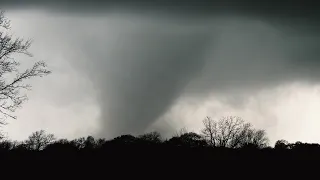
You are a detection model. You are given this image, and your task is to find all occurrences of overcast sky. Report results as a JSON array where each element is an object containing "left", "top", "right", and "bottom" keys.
[{"left": 2, "top": 1, "right": 320, "bottom": 144}]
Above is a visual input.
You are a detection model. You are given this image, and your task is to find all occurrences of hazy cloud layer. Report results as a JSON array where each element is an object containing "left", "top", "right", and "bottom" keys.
[{"left": 2, "top": 1, "right": 320, "bottom": 141}]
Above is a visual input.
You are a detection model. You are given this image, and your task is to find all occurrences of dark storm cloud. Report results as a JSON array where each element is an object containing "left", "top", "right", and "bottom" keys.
[
  {"left": 68, "top": 13, "right": 320, "bottom": 138},
  {"left": 4, "top": 1, "right": 320, "bottom": 138},
  {"left": 2, "top": 0, "right": 320, "bottom": 20}
]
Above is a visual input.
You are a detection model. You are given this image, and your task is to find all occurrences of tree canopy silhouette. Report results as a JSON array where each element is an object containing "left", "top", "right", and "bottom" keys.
[
  {"left": 0, "top": 115, "right": 319, "bottom": 173},
  {"left": 201, "top": 116, "right": 268, "bottom": 148},
  {"left": 25, "top": 130, "right": 55, "bottom": 151},
  {"left": 167, "top": 131, "right": 207, "bottom": 147}
]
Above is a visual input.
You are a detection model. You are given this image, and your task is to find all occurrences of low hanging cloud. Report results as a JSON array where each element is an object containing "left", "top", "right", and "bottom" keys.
[{"left": 2, "top": 1, "right": 320, "bottom": 141}]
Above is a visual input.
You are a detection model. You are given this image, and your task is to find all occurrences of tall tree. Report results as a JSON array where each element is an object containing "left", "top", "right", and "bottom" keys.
[
  {"left": 25, "top": 130, "right": 55, "bottom": 151},
  {"left": 0, "top": 11, "right": 50, "bottom": 125},
  {"left": 201, "top": 117, "right": 217, "bottom": 147}
]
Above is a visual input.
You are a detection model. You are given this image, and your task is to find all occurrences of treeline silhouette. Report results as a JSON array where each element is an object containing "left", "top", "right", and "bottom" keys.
[
  {"left": 1, "top": 116, "right": 319, "bottom": 159},
  {"left": 0, "top": 116, "right": 318, "bottom": 175}
]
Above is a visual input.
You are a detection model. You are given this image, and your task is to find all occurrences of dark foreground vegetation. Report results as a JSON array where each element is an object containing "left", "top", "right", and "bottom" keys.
[{"left": 1, "top": 116, "right": 319, "bottom": 175}]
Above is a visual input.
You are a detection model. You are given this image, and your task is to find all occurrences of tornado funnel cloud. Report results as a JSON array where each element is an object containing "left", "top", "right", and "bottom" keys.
[{"left": 80, "top": 25, "right": 212, "bottom": 138}]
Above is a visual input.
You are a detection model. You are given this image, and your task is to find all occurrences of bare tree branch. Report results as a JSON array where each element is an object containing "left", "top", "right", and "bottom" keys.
[{"left": 0, "top": 11, "right": 51, "bottom": 129}]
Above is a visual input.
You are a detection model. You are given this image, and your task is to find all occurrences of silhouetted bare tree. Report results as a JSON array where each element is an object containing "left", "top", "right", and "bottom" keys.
[
  {"left": 201, "top": 116, "right": 268, "bottom": 148},
  {"left": 138, "top": 131, "right": 162, "bottom": 144},
  {"left": 25, "top": 130, "right": 55, "bottom": 151},
  {"left": 0, "top": 11, "right": 50, "bottom": 125},
  {"left": 201, "top": 117, "right": 217, "bottom": 146},
  {"left": 237, "top": 129, "right": 269, "bottom": 148}
]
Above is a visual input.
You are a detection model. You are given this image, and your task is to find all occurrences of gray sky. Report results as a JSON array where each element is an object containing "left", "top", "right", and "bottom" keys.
[{"left": 2, "top": 1, "right": 320, "bottom": 144}]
